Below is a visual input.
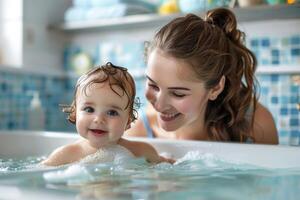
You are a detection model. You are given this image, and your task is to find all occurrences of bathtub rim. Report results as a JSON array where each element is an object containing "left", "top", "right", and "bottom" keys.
[{"left": 0, "top": 130, "right": 299, "bottom": 168}]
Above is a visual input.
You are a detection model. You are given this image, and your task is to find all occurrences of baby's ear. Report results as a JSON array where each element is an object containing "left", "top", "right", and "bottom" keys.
[
  {"left": 125, "top": 119, "right": 132, "bottom": 130},
  {"left": 126, "top": 123, "right": 131, "bottom": 130},
  {"left": 68, "top": 112, "right": 76, "bottom": 124}
]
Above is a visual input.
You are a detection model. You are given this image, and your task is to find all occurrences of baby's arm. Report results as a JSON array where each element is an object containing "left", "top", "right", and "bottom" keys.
[
  {"left": 41, "top": 143, "right": 83, "bottom": 166},
  {"left": 140, "top": 142, "right": 175, "bottom": 164},
  {"left": 121, "top": 139, "right": 174, "bottom": 164}
]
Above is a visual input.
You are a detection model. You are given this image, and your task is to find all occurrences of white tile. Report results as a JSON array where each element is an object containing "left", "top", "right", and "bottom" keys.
[
  {"left": 0, "top": 0, "right": 22, "bottom": 20},
  {"left": 0, "top": 20, "right": 22, "bottom": 66}
]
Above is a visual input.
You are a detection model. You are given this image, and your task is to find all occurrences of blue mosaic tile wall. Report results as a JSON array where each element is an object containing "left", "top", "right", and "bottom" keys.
[
  {"left": 249, "top": 35, "right": 300, "bottom": 66},
  {"left": 0, "top": 71, "right": 75, "bottom": 132},
  {"left": 256, "top": 74, "right": 300, "bottom": 145},
  {"left": 0, "top": 35, "right": 299, "bottom": 145},
  {"left": 248, "top": 35, "right": 300, "bottom": 145}
]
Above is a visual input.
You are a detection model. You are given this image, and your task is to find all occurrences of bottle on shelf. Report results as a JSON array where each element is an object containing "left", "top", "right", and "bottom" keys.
[{"left": 28, "top": 91, "right": 45, "bottom": 130}]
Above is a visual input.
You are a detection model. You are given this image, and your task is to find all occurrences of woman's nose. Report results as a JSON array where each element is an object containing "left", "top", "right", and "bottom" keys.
[{"left": 153, "top": 92, "right": 168, "bottom": 112}]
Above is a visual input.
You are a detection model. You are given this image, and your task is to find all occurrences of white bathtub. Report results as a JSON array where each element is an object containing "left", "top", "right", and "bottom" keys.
[
  {"left": 1, "top": 130, "right": 300, "bottom": 200},
  {"left": 0, "top": 130, "right": 300, "bottom": 168}
]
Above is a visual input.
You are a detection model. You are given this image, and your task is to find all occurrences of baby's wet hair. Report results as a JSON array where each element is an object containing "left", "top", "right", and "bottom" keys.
[{"left": 61, "top": 62, "right": 140, "bottom": 124}]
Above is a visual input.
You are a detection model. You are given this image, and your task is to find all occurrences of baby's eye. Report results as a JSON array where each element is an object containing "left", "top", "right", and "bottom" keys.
[
  {"left": 83, "top": 106, "right": 94, "bottom": 113},
  {"left": 106, "top": 110, "right": 119, "bottom": 117}
]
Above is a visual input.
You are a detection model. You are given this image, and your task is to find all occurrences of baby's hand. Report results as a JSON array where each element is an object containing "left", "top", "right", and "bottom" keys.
[
  {"left": 158, "top": 152, "right": 175, "bottom": 164},
  {"left": 159, "top": 156, "right": 176, "bottom": 164}
]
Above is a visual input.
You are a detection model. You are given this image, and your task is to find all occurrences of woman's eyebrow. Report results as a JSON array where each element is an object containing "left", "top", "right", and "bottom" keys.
[
  {"left": 168, "top": 87, "right": 190, "bottom": 91},
  {"left": 146, "top": 75, "right": 156, "bottom": 83},
  {"left": 146, "top": 75, "right": 190, "bottom": 91}
]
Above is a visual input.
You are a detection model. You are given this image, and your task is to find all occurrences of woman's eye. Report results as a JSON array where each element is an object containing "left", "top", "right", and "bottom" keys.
[
  {"left": 107, "top": 110, "right": 119, "bottom": 116},
  {"left": 172, "top": 92, "right": 186, "bottom": 98},
  {"left": 148, "top": 84, "right": 159, "bottom": 91},
  {"left": 83, "top": 106, "right": 94, "bottom": 113}
]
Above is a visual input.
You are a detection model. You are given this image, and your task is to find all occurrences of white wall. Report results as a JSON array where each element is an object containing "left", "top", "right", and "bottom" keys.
[
  {"left": 0, "top": 0, "right": 22, "bottom": 66},
  {"left": 240, "top": 19, "right": 300, "bottom": 38},
  {"left": 22, "top": 0, "right": 71, "bottom": 74},
  {"left": 0, "top": 0, "right": 71, "bottom": 75}
]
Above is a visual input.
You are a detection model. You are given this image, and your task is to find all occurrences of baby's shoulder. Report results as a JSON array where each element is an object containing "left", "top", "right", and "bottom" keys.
[
  {"left": 61, "top": 143, "right": 85, "bottom": 155},
  {"left": 42, "top": 142, "right": 84, "bottom": 166}
]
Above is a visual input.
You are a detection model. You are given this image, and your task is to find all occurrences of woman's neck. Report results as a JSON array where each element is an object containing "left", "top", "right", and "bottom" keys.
[{"left": 152, "top": 118, "right": 209, "bottom": 141}]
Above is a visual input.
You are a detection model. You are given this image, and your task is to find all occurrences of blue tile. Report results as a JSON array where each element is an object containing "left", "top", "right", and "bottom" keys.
[
  {"left": 271, "top": 60, "right": 279, "bottom": 65},
  {"left": 280, "top": 107, "right": 288, "bottom": 115},
  {"left": 271, "top": 49, "right": 279, "bottom": 57},
  {"left": 291, "top": 130, "right": 299, "bottom": 137},
  {"left": 290, "top": 118, "right": 299, "bottom": 127},
  {"left": 271, "top": 74, "right": 279, "bottom": 82},
  {"left": 261, "top": 59, "right": 270, "bottom": 65},
  {"left": 290, "top": 96, "right": 298, "bottom": 104},
  {"left": 290, "top": 85, "right": 299, "bottom": 93},
  {"left": 261, "top": 38, "right": 270, "bottom": 47},
  {"left": 291, "top": 48, "right": 300, "bottom": 56},
  {"left": 291, "top": 108, "right": 299, "bottom": 115},
  {"left": 279, "top": 130, "right": 289, "bottom": 137},
  {"left": 250, "top": 39, "right": 259, "bottom": 47},
  {"left": 271, "top": 96, "right": 279, "bottom": 104},
  {"left": 8, "top": 121, "right": 15, "bottom": 129},
  {"left": 280, "top": 96, "right": 289, "bottom": 104},
  {"left": 290, "top": 36, "right": 300, "bottom": 45},
  {"left": 0, "top": 82, "right": 7, "bottom": 92}
]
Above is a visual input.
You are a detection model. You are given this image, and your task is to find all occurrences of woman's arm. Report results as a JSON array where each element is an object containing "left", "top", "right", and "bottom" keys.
[{"left": 252, "top": 103, "right": 279, "bottom": 145}]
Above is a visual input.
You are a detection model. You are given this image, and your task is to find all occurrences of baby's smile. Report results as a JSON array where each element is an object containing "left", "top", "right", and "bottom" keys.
[{"left": 89, "top": 129, "right": 107, "bottom": 136}]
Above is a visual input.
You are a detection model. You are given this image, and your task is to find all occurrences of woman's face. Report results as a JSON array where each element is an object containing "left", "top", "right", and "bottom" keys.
[{"left": 145, "top": 49, "right": 211, "bottom": 132}]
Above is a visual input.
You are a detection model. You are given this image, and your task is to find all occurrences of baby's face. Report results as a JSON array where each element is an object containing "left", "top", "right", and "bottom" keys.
[{"left": 75, "top": 81, "right": 130, "bottom": 148}]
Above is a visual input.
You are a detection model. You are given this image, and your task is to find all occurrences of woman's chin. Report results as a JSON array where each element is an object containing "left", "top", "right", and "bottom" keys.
[
  {"left": 158, "top": 115, "right": 182, "bottom": 131},
  {"left": 158, "top": 121, "right": 179, "bottom": 132}
]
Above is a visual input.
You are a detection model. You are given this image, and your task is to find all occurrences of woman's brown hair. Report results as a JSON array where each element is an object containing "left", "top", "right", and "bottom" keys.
[
  {"left": 62, "top": 62, "right": 140, "bottom": 124},
  {"left": 148, "top": 8, "right": 258, "bottom": 142}
]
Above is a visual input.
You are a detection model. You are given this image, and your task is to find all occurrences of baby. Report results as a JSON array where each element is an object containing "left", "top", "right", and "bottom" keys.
[{"left": 42, "top": 62, "right": 165, "bottom": 166}]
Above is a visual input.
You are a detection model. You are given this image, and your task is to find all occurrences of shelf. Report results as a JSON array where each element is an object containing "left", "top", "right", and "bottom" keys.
[
  {"left": 233, "top": 3, "right": 300, "bottom": 22},
  {"left": 53, "top": 13, "right": 179, "bottom": 32},
  {"left": 51, "top": 4, "right": 300, "bottom": 32},
  {"left": 256, "top": 66, "right": 300, "bottom": 74}
]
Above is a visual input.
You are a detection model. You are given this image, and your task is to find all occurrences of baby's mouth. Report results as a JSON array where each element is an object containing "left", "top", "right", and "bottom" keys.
[{"left": 90, "top": 129, "right": 107, "bottom": 135}]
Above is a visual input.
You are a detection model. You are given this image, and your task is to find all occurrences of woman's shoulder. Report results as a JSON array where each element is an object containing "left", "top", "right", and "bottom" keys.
[
  {"left": 125, "top": 104, "right": 157, "bottom": 137},
  {"left": 251, "top": 102, "right": 279, "bottom": 144}
]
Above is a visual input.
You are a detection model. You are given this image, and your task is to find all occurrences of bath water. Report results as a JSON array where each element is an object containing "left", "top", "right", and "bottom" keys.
[{"left": 0, "top": 152, "right": 299, "bottom": 200}]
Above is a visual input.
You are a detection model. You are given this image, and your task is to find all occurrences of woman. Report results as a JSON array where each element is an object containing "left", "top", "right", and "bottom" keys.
[{"left": 126, "top": 8, "right": 278, "bottom": 144}]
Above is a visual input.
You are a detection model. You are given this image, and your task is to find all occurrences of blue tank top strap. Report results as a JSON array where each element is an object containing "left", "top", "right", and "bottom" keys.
[
  {"left": 245, "top": 101, "right": 255, "bottom": 143},
  {"left": 140, "top": 109, "right": 154, "bottom": 138}
]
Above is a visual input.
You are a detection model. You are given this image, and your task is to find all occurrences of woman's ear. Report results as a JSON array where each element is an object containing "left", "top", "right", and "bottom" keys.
[{"left": 209, "top": 76, "right": 225, "bottom": 101}]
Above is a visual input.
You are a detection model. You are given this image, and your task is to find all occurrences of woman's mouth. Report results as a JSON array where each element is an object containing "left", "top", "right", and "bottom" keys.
[{"left": 159, "top": 113, "right": 181, "bottom": 122}]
